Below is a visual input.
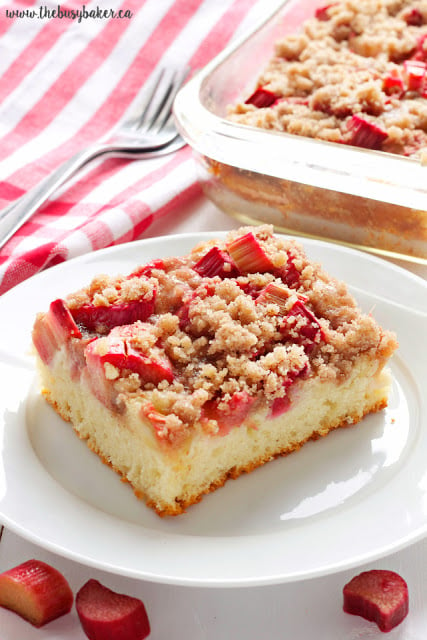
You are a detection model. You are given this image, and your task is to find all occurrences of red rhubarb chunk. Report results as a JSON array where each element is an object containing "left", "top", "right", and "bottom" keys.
[
  {"left": 287, "top": 301, "right": 322, "bottom": 340},
  {"left": 177, "top": 300, "right": 191, "bottom": 331},
  {"left": 382, "top": 72, "right": 405, "bottom": 96},
  {"left": 32, "top": 299, "right": 82, "bottom": 364},
  {"left": 227, "top": 232, "right": 274, "bottom": 273},
  {"left": 71, "top": 296, "right": 156, "bottom": 333},
  {"left": 346, "top": 115, "right": 388, "bottom": 150},
  {"left": 343, "top": 570, "right": 409, "bottom": 632},
  {"left": 281, "top": 300, "right": 325, "bottom": 352},
  {"left": 176, "top": 283, "right": 216, "bottom": 331},
  {"left": 237, "top": 280, "right": 264, "bottom": 299},
  {"left": 315, "top": 3, "right": 337, "bottom": 21},
  {"left": 269, "top": 363, "right": 308, "bottom": 418},
  {"left": 403, "top": 60, "right": 427, "bottom": 91},
  {"left": 32, "top": 314, "right": 60, "bottom": 365},
  {"left": 245, "top": 87, "right": 277, "bottom": 108},
  {"left": 129, "top": 259, "right": 165, "bottom": 278},
  {"left": 0, "top": 559, "right": 73, "bottom": 628},
  {"left": 404, "top": 7, "right": 424, "bottom": 25},
  {"left": 90, "top": 324, "right": 174, "bottom": 385},
  {"left": 270, "top": 395, "right": 291, "bottom": 418},
  {"left": 49, "top": 299, "right": 82, "bottom": 341},
  {"left": 103, "top": 343, "right": 173, "bottom": 385},
  {"left": 193, "top": 246, "right": 240, "bottom": 279},
  {"left": 203, "top": 391, "right": 256, "bottom": 435},
  {"left": 255, "top": 282, "right": 290, "bottom": 314},
  {"left": 140, "top": 402, "right": 170, "bottom": 436},
  {"left": 76, "top": 579, "right": 150, "bottom": 640},
  {"left": 279, "top": 254, "right": 301, "bottom": 288}
]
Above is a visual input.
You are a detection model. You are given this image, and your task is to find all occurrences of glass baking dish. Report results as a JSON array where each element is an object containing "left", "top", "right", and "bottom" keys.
[{"left": 174, "top": 0, "right": 427, "bottom": 264}]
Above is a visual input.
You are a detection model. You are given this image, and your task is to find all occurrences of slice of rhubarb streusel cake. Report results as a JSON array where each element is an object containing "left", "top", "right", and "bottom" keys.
[{"left": 32, "top": 226, "right": 398, "bottom": 516}]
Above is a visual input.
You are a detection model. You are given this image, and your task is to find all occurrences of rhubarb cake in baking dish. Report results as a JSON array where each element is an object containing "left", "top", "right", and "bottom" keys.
[
  {"left": 32, "top": 226, "right": 398, "bottom": 516},
  {"left": 227, "top": 0, "right": 427, "bottom": 158}
]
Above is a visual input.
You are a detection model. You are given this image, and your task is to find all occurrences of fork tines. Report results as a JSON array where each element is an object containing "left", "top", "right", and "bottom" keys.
[{"left": 136, "top": 66, "right": 190, "bottom": 133}]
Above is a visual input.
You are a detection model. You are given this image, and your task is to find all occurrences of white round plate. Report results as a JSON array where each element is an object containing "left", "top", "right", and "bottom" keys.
[{"left": 0, "top": 233, "right": 425, "bottom": 587}]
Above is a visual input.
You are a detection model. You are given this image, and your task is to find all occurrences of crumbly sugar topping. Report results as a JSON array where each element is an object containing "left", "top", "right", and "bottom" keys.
[
  {"left": 59, "top": 225, "right": 397, "bottom": 443},
  {"left": 67, "top": 273, "right": 156, "bottom": 309}
]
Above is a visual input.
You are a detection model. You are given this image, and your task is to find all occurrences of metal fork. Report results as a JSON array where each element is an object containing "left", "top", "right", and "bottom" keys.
[{"left": 0, "top": 67, "right": 188, "bottom": 249}]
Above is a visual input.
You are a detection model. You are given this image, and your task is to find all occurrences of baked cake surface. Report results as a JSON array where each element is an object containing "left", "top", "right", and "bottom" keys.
[
  {"left": 32, "top": 226, "right": 398, "bottom": 516},
  {"left": 227, "top": 0, "right": 427, "bottom": 159}
]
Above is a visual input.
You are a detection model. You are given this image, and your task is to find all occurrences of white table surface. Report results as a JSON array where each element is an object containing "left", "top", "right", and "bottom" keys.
[{"left": 1, "top": 195, "right": 426, "bottom": 639}]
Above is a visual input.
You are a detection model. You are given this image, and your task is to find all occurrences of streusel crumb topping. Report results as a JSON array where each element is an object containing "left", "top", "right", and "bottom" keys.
[
  {"left": 60, "top": 225, "right": 397, "bottom": 443},
  {"left": 67, "top": 273, "right": 156, "bottom": 308}
]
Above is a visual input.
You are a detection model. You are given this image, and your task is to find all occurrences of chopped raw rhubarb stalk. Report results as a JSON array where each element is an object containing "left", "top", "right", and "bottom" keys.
[
  {"left": 281, "top": 300, "right": 325, "bottom": 352},
  {"left": 315, "top": 3, "right": 337, "bottom": 21},
  {"left": 140, "top": 402, "right": 170, "bottom": 435},
  {"left": 71, "top": 296, "right": 156, "bottom": 333},
  {"left": 129, "top": 259, "right": 165, "bottom": 278},
  {"left": 382, "top": 71, "right": 405, "bottom": 96},
  {"left": 270, "top": 394, "right": 291, "bottom": 418},
  {"left": 237, "top": 280, "right": 264, "bottom": 299},
  {"left": 0, "top": 559, "right": 73, "bottom": 627},
  {"left": 86, "top": 324, "right": 174, "bottom": 386},
  {"left": 49, "top": 299, "right": 82, "bottom": 342},
  {"left": 346, "top": 115, "right": 388, "bottom": 150},
  {"left": 203, "top": 391, "right": 256, "bottom": 435},
  {"left": 403, "top": 60, "right": 427, "bottom": 92},
  {"left": 176, "top": 284, "right": 215, "bottom": 331},
  {"left": 103, "top": 344, "right": 173, "bottom": 385},
  {"left": 227, "top": 232, "right": 274, "bottom": 273},
  {"left": 193, "top": 246, "right": 240, "bottom": 279},
  {"left": 32, "top": 314, "right": 60, "bottom": 365},
  {"left": 404, "top": 7, "right": 423, "bottom": 25},
  {"left": 177, "top": 300, "right": 191, "bottom": 331},
  {"left": 279, "top": 254, "right": 300, "bottom": 288},
  {"left": 343, "top": 570, "right": 409, "bottom": 632},
  {"left": 76, "top": 579, "right": 150, "bottom": 640},
  {"left": 223, "top": 391, "right": 255, "bottom": 427},
  {"left": 288, "top": 300, "right": 325, "bottom": 340},
  {"left": 269, "top": 363, "right": 308, "bottom": 418},
  {"left": 245, "top": 87, "right": 277, "bottom": 108},
  {"left": 255, "top": 282, "right": 290, "bottom": 314},
  {"left": 32, "top": 300, "right": 82, "bottom": 365},
  {"left": 84, "top": 340, "right": 118, "bottom": 408}
]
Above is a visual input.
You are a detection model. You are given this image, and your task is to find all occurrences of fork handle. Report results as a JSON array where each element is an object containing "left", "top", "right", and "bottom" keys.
[{"left": 0, "top": 146, "right": 106, "bottom": 250}]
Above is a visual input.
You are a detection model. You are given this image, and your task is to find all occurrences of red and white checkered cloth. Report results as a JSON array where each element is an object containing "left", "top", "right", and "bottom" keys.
[{"left": 0, "top": 0, "right": 272, "bottom": 295}]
